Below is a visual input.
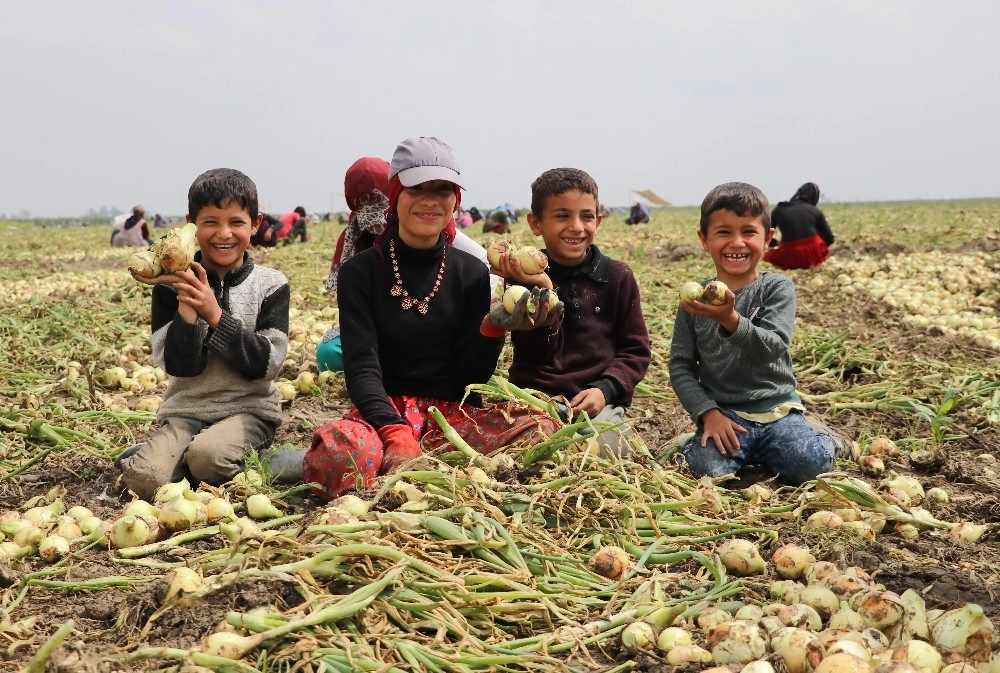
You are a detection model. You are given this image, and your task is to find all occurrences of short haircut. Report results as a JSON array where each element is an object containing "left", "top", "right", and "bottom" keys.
[
  {"left": 699, "top": 182, "right": 770, "bottom": 233},
  {"left": 187, "top": 168, "right": 259, "bottom": 222},
  {"left": 530, "top": 168, "right": 599, "bottom": 217},
  {"left": 294, "top": 206, "right": 307, "bottom": 217}
]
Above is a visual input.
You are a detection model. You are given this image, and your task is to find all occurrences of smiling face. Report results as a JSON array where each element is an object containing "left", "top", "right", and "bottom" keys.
[
  {"left": 191, "top": 200, "right": 260, "bottom": 275},
  {"left": 527, "top": 189, "right": 602, "bottom": 266},
  {"left": 698, "top": 209, "right": 773, "bottom": 289},
  {"left": 396, "top": 180, "right": 458, "bottom": 248}
]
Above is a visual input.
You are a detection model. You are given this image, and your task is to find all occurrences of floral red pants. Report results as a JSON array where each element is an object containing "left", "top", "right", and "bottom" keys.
[{"left": 303, "top": 395, "right": 559, "bottom": 501}]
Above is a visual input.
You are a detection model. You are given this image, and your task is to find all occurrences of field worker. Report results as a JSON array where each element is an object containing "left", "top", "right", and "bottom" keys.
[
  {"left": 764, "top": 182, "right": 835, "bottom": 269},
  {"left": 251, "top": 212, "right": 280, "bottom": 248},
  {"left": 670, "top": 182, "right": 853, "bottom": 487},
  {"left": 481, "top": 206, "right": 511, "bottom": 234},
  {"left": 625, "top": 201, "right": 650, "bottom": 225},
  {"left": 493, "top": 168, "right": 651, "bottom": 458},
  {"left": 276, "top": 206, "right": 309, "bottom": 244},
  {"left": 267, "top": 137, "right": 559, "bottom": 498},
  {"left": 111, "top": 205, "right": 152, "bottom": 246},
  {"left": 115, "top": 168, "right": 290, "bottom": 501},
  {"left": 317, "top": 156, "right": 499, "bottom": 373}
]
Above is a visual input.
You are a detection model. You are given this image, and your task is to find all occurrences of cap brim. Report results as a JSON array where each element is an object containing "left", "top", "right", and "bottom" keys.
[{"left": 397, "top": 166, "right": 465, "bottom": 189}]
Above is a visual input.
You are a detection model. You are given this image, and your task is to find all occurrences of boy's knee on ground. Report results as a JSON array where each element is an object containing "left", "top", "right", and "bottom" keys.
[
  {"left": 185, "top": 437, "right": 244, "bottom": 485},
  {"left": 684, "top": 441, "right": 741, "bottom": 478},
  {"left": 118, "top": 450, "right": 173, "bottom": 502}
]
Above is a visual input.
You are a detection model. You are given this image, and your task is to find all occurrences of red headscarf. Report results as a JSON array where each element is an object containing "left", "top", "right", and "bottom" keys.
[{"left": 327, "top": 158, "right": 392, "bottom": 293}]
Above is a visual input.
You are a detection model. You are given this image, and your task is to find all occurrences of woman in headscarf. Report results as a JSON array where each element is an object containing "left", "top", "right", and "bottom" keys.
[
  {"left": 269, "top": 137, "right": 561, "bottom": 499},
  {"left": 763, "top": 182, "right": 835, "bottom": 269},
  {"left": 317, "top": 156, "right": 498, "bottom": 372}
]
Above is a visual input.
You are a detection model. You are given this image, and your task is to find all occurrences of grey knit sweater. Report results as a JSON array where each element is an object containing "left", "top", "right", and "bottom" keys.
[
  {"left": 669, "top": 271, "right": 800, "bottom": 423},
  {"left": 150, "top": 253, "right": 290, "bottom": 426}
]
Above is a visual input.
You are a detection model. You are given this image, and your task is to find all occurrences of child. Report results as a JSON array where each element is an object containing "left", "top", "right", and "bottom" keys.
[
  {"left": 116, "top": 168, "right": 290, "bottom": 501},
  {"left": 498, "top": 168, "right": 651, "bottom": 457},
  {"left": 669, "top": 181, "right": 841, "bottom": 486},
  {"left": 282, "top": 137, "right": 558, "bottom": 500}
]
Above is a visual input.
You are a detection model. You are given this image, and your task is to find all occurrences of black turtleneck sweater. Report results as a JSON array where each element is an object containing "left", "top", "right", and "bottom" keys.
[{"left": 337, "top": 234, "right": 504, "bottom": 429}]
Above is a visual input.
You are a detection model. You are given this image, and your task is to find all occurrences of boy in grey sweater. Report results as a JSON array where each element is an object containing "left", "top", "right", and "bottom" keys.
[
  {"left": 117, "top": 168, "right": 290, "bottom": 501},
  {"left": 669, "top": 182, "right": 835, "bottom": 486}
]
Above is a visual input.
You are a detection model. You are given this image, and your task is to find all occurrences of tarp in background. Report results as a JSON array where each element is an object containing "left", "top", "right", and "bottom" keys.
[{"left": 632, "top": 189, "right": 672, "bottom": 207}]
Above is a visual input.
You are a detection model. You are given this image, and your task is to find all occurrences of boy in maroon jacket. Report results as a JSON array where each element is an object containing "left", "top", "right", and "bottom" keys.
[{"left": 496, "top": 168, "right": 651, "bottom": 457}]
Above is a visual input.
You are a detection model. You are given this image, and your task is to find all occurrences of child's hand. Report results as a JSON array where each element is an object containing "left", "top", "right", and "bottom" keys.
[
  {"left": 700, "top": 408, "right": 746, "bottom": 456},
  {"left": 680, "top": 290, "right": 739, "bottom": 332},
  {"left": 130, "top": 270, "right": 183, "bottom": 286},
  {"left": 172, "top": 263, "right": 223, "bottom": 327},
  {"left": 491, "top": 254, "right": 553, "bottom": 289},
  {"left": 569, "top": 388, "right": 606, "bottom": 419}
]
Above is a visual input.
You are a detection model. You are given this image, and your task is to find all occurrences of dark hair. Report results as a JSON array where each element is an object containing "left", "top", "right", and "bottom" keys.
[
  {"left": 294, "top": 206, "right": 307, "bottom": 217},
  {"left": 187, "top": 168, "right": 259, "bottom": 222},
  {"left": 791, "top": 182, "right": 820, "bottom": 206},
  {"left": 699, "top": 182, "right": 770, "bottom": 233},
  {"left": 530, "top": 168, "right": 599, "bottom": 217}
]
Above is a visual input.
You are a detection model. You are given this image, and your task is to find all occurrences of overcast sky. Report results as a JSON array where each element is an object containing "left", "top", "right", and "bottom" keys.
[{"left": 2, "top": 1, "right": 997, "bottom": 218}]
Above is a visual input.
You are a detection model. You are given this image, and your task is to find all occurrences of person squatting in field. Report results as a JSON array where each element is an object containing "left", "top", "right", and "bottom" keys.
[
  {"left": 669, "top": 182, "right": 844, "bottom": 486},
  {"left": 111, "top": 205, "right": 153, "bottom": 247},
  {"left": 116, "top": 168, "right": 290, "bottom": 501},
  {"left": 763, "top": 182, "right": 835, "bottom": 269},
  {"left": 267, "top": 137, "right": 561, "bottom": 500},
  {"left": 315, "top": 156, "right": 498, "bottom": 373},
  {"left": 491, "top": 168, "right": 651, "bottom": 458},
  {"left": 276, "top": 206, "right": 309, "bottom": 244}
]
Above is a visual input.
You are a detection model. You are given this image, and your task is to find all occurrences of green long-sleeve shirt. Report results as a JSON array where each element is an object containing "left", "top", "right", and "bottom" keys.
[{"left": 669, "top": 271, "right": 800, "bottom": 424}]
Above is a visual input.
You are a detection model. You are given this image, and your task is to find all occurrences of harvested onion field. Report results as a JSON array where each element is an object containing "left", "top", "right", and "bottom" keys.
[{"left": 1, "top": 200, "right": 999, "bottom": 672}]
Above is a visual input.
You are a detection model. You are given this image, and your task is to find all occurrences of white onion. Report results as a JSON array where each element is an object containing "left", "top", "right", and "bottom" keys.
[
  {"left": 158, "top": 497, "right": 201, "bottom": 532},
  {"left": 827, "top": 640, "right": 871, "bottom": 662},
  {"left": 770, "top": 627, "right": 826, "bottom": 673},
  {"left": 201, "top": 630, "right": 257, "bottom": 659},
  {"left": 899, "top": 588, "right": 929, "bottom": 640},
  {"left": 38, "top": 535, "right": 70, "bottom": 562},
  {"left": 589, "top": 545, "right": 631, "bottom": 580},
  {"left": 828, "top": 606, "right": 864, "bottom": 631},
  {"left": 742, "top": 661, "right": 776, "bottom": 673},
  {"left": 804, "top": 561, "right": 841, "bottom": 586},
  {"left": 110, "top": 515, "right": 150, "bottom": 549},
  {"left": 697, "top": 606, "right": 733, "bottom": 634},
  {"left": 798, "top": 585, "right": 839, "bottom": 620},
  {"left": 889, "top": 640, "right": 943, "bottom": 673},
  {"left": 153, "top": 479, "right": 191, "bottom": 505},
  {"left": 926, "top": 487, "right": 950, "bottom": 503},
  {"left": 718, "top": 539, "right": 767, "bottom": 576},
  {"left": 14, "top": 525, "right": 43, "bottom": 549},
  {"left": 666, "top": 644, "right": 713, "bottom": 665},
  {"left": 850, "top": 590, "right": 905, "bottom": 630},
  {"left": 859, "top": 627, "right": 890, "bottom": 655},
  {"left": 656, "top": 626, "right": 693, "bottom": 653},
  {"left": 330, "top": 494, "right": 371, "bottom": 516},
  {"left": 815, "top": 652, "right": 870, "bottom": 673},
  {"left": 775, "top": 604, "right": 824, "bottom": 632},
  {"left": 205, "top": 498, "right": 236, "bottom": 523},
  {"left": 939, "top": 664, "right": 978, "bottom": 673},
  {"left": 620, "top": 621, "right": 657, "bottom": 654},
  {"left": 805, "top": 511, "right": 844, "bottom": 531},
  {"left": 708, "top": 619, "right": 769, "bottom": 664},
  {"left": 881, "top": 474, "right": 924, "bottom": 501},
  {"left": 867, "top": 436, "right": 898, "bottom": 457},
  {"left": 123, "top": 499, "right": 159, "bottom": 518},
  {"left": 772, "top": 544, "right": 816, "bottom": 580},
  {"left": 66, "top": 505, "right": 94, "bottom": 523},
  {"left": 929, "top": 603, "right": 994, "bottom": 662},
  {"left": 245, "top": 495, "right": 283, "bottom": 521},
  {"left": 735, "top": 604, "right": 764, "bottom": 622},
  {"left": 770, "top": 580, "right": 803, "bottom": 604},
  {"left": 948, "top": 522, "right": 986, "bottom": 543}
]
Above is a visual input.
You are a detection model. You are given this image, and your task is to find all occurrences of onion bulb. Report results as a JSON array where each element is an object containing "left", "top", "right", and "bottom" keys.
[
  {"left": 110, "top": 515, "right": 150, "bottom": 549},
  {"left": 707, "top": 620, "right": 769, "bottom": 664},
  {"left": 502, "top": 285, "right": 534, "bottom": 314},
  {"left": 589, "top": 545, "right": 630, "bottom": 580},
  {"left": 805, "top": 510, "right": 844, "bottom": 531},
  {"left": 929, "top": 603, "right": 994, "bottom": 662},
  {"left": 680, "top": 281, "right": 705, "bottom": 302},
  {"left": 155, "top": 223, "right": 198, "bottom": 273},
  {"left": 123, "top": 499, "right": 159, "bottom": 518},
  {"left": 769, "top": 579, "right": 802, "bottom": 604},
  {"left": 514, "top": 246, "right": 548, "bottom": 274},
  {"left": 742, "top": 662, "right": 776, "bottom": 673},
  {"left": 666, "top": 644, "right": 714, "bottom": 666},
  {"left": 718, "top": 539, "right": 767, "bottom": 576},
  {"left": 881, "top": 474, "right": 924, "bottom": 502},
  {"left": 245, "top": 494, "right": 283, "bottom": 520},
  {"left": 697, "top": 606, "right": 734, "bottom": 634},
  {"left": 926, "top": 487, "right": 950, "bottom": 504},
  {"left": 153, "top": 478, "right": 191, "bottom": 505},
  {"left": 850, "top": 590, "right": 905, "bottom": 630},
  {"left": 329, "top": 494, "right": 370, "bottom": 516},
  {"left": 657, "top": 626, "right": 693, "bottom": 653},
  {"left": 38, "top": 535, "right": 70, "bottom": 562},
  {"left": 158, "top": 497, "right": 201, "bottom": 532},
  {"left": 620, "top": 621, "right": 657, "bottom": 654},
  {"left": 868, "top": 436, "right": 898, "bottom": 457},
  {"left": 486, "top": 239, "right": 516, "bottom": 268},
  {"left": 799, "top": 585, "right": 839, "bottom": 621},
  {"left": 205, "top": 497, "right": 236, "bottom": 523},
  {"left": 703, "top": 280, "right": 730, "bottom": 305},
  {"left": 770, "top": 627, "right": 826, "bottom": 673},
  {"left": 948, "top": 522, "right": 986, "bottom": 543},
  {"left": 200, "top": 630, "right": 257, "bottom": 659},
  {"left": 772, "top": 543, "right": 816, "bottom": 580},
  {"left": 66, "top": 505, "right": 94, "bottom": 523},
  {"left": 815, "top": 652, "right": 870, "bottom": 673},
  {"left": 828, "top": 606, "right": 864, "bottom": 631},
  {"left": 859, "top": 455, "right": 886, "bottom": 476},
  {"left": 889, "top": 640, "right": 943, "bottom": 673},
  {"left": 899, "top": 588, "right": 929, "bottom": 641},
  {"left": 163, "top": 566, "right": 203, "bottom": 603}
]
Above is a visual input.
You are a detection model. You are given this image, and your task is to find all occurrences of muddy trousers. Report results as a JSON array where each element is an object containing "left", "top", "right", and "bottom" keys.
[
  {"left": 304, "top": 396, "right": 560, "bottom": 501},
  {"left": 118, "top": 414, "right": 277, "bottom": 501}
]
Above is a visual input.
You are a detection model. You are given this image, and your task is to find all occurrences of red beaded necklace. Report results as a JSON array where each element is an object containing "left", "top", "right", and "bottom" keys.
[{"left": 388, "top": 239, "right": 446, "bottom": 315}]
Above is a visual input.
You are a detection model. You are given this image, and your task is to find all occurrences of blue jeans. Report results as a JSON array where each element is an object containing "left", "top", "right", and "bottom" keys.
[{"left": 684, "top": 408, "right": 834, "bottom": 485}]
